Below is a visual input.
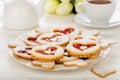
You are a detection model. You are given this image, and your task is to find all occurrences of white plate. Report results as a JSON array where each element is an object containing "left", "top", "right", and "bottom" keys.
[
  {"left": 9, "top": 47, "right": 110, "bottom": 71},
  {"left": 8, "top": 32, "right": 111, "bottom": 71},
  {"left": 74, "top": 11, "right": 120, "bottom": 28}
]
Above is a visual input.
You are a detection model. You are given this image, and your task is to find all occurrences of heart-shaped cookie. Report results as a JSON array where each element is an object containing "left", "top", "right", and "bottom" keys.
[
  {"left": 37, "top": 33, "right": 69, "bottom": 46},
  {"left": 80, "top": 29, "right": 100, "bottom": 36},
  {"left": 59, "top": 56, "right": 78, "bottom": 63},
  {"left": 66, "top": 40, "right": 101, "bottom": 59},
  {"left": 31, "top": 44, "right": 64, "bottom": 61},
  {"left": 32, "top": 60, "right": 55, "bottom": 70},
  {"left": 91, "top": 66, "right": 116, "bottom": 78},
  {"left": 24, "top": 31, "right": 41, "bottom": 46},
  {"left": 52, "top": 26, "right": 79, "bottom": 38},
  {"left": 24, "top": 36, "right": 39, "bottom": 46},
  {"left": 64, "top": 59, "right": 88, "bottom": 68},
  {"left": 73, "top": 35, "right": 99, "bottom": 43},
  {"left": 100, "top": 39, "right": 117, "bottom": 49},
  {"left": 13, "top": 46, "right": 33, "bottom": 60}
]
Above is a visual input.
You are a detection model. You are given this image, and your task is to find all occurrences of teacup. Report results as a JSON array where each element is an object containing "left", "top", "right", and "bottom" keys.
[{"left": 76, "top": 0, "right": 116, "bottom": 26}]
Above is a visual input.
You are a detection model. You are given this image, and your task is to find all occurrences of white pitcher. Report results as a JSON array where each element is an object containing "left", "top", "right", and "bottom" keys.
[
  {"left": 35, "top": 0, "right": 45, "bottom": 18},
  {"left": 0, "top": 0, "right": 39, "bottom": 30}
]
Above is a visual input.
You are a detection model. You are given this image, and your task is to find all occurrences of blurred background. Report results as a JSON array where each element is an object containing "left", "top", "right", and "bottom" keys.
[
  {"left": 0, "top": 0, "right": 120, "bottom": 18},
  {"left": 0, "top": 0, "right": 40, "bottom": 17}
]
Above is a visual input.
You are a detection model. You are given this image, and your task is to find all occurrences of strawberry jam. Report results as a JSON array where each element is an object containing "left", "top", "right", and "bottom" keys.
[
  {"left": 73, "top": 44, "right": 96, "bottom": 51},
  {"left": 25, "top": 47, "right": 32, "bottom": 51},
  {"left": 54, "top": 28, "right": 74, "bottom": 34},
  {"left": 48, "top": 47, "right": 57, "bottom": 55},
  {"left": 18, "top": 50, "right": 27, "bottom": 54},
  {"left": 36, "top": 47, "right": 57, "bottom": 55},
  {"left": 18, "top": 47, "right": 32, "bottom": 55},
  {"left": 62, "top": 28, "right": 74, "bottom": 34},
  {"left": 28, "top": 37, "right": 38, "bottom": 43},
  {"left": 37, "top": 51, "right": 45, "bottom": 55}
]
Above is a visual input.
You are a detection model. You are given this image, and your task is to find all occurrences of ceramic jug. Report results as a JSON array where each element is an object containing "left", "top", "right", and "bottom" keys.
[
  {"left": 0, "top": 0, "right": 39, "bottom": 30},
  {"left": 35, "top": 0, "right": 45, "bottom": 18}
]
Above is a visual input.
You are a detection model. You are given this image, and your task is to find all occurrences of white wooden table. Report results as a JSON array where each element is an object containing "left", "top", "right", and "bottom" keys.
[{"left": 0, "top": 0, "right": 120, "bottom": 80}]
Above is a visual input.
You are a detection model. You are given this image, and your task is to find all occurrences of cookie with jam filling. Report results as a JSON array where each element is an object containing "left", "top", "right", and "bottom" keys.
[
  {"left": 66, "top": 40, "right": 101, "bottom": 59},
  {"left": 31, "top": 44, "right": 64, "bottom": 61},
  {"left": 24, "top": 31, "right": 42, "bottom": 46},
  {"left": 52, "top": 26, "right": 79, "bottom": 38},
  {"left": 37, "top": 33, "right": 69, "bottom": 46},
  {"left": 13, "top": 46, "right": 33, "bottom": 60}
]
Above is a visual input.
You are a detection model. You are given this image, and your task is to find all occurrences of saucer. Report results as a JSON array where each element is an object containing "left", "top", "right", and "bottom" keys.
[{"left": 74, "top": 11, "right": 120, "bottom": 28}]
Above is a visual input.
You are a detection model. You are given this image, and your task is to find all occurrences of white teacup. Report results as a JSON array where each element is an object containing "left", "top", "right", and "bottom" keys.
[{"left": 76, "top": 0, "right": 116, "bottom": 26}]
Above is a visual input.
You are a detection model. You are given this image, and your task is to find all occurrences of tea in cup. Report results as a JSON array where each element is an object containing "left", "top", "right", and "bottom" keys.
[{"left": 76, "top": 0, "right": 116, "bottom": 26}]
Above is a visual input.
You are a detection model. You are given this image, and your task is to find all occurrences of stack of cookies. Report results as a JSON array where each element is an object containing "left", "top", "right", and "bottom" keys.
[{"left": 8, "top": 26, "right": 116, "bottom": 70}]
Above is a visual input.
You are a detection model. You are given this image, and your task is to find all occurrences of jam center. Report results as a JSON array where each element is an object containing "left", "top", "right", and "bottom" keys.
[
  {"left": 43, "top": 35, "right": 61, "bottom": 42},
  {"left": 54, "top": 28, "right": 74, "bottom": 34},
  {"left": 18, "top": 47, "right": 32, "bottom": 55},
  {"left": 73, "top": 44, "right": 96, "bottom": 51},
  {"left": 62, "top": 28, "right": 74, "bottom": 34},
  {"left": 36, "top": 47, "right": 57, "bottom": 55},
  {"left": 28, "top": 37, "right": 38, "bottom": 43}
]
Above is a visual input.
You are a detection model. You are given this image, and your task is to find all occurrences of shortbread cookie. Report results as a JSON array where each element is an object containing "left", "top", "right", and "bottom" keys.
[
  {"left": 52, "top": 26, "right": 79, "bottom": 38},
  {"left": 24, "top": 36, "right": 39, "bottom": 46},
  {"left": 81, "top": 29, "right": 100, "bottom": 36},
  {"left": 37, "top": 33, "right": 69, "bottom": 46},
  {"left": 31, "top": 44, "right": 64, "bottom": 61},
  {"left": 100, "top": 39, "right": 117, "bottom": 49},
  {"left": 66, "top": 40, "right": 101, "bottom": 59},
  {"left": 13, "top": 46, "right": 33, "bottom": 60},
  {"left": 64, "top": 59, "right": 88, "bottom": 68},
  {"left": 73, "top": 35, "right": 99, "bottom": 43},
  {"left": 8, "top": 38, "right": 26, "bottom": 48},
  {"left": 32, "top": 60, "right": 55, "bottom": 70},
  {"left": 59, "top": 56, "right": 78, "bottom": 62},
  {"left": 91, "top": 66, "right": 116, "bottom": 78},
  {"left": 34, "top": 27, "right": 43, "bottom": 34},
  {"left": 24, "top": 32, "right": 41, "bottom": 46}
]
